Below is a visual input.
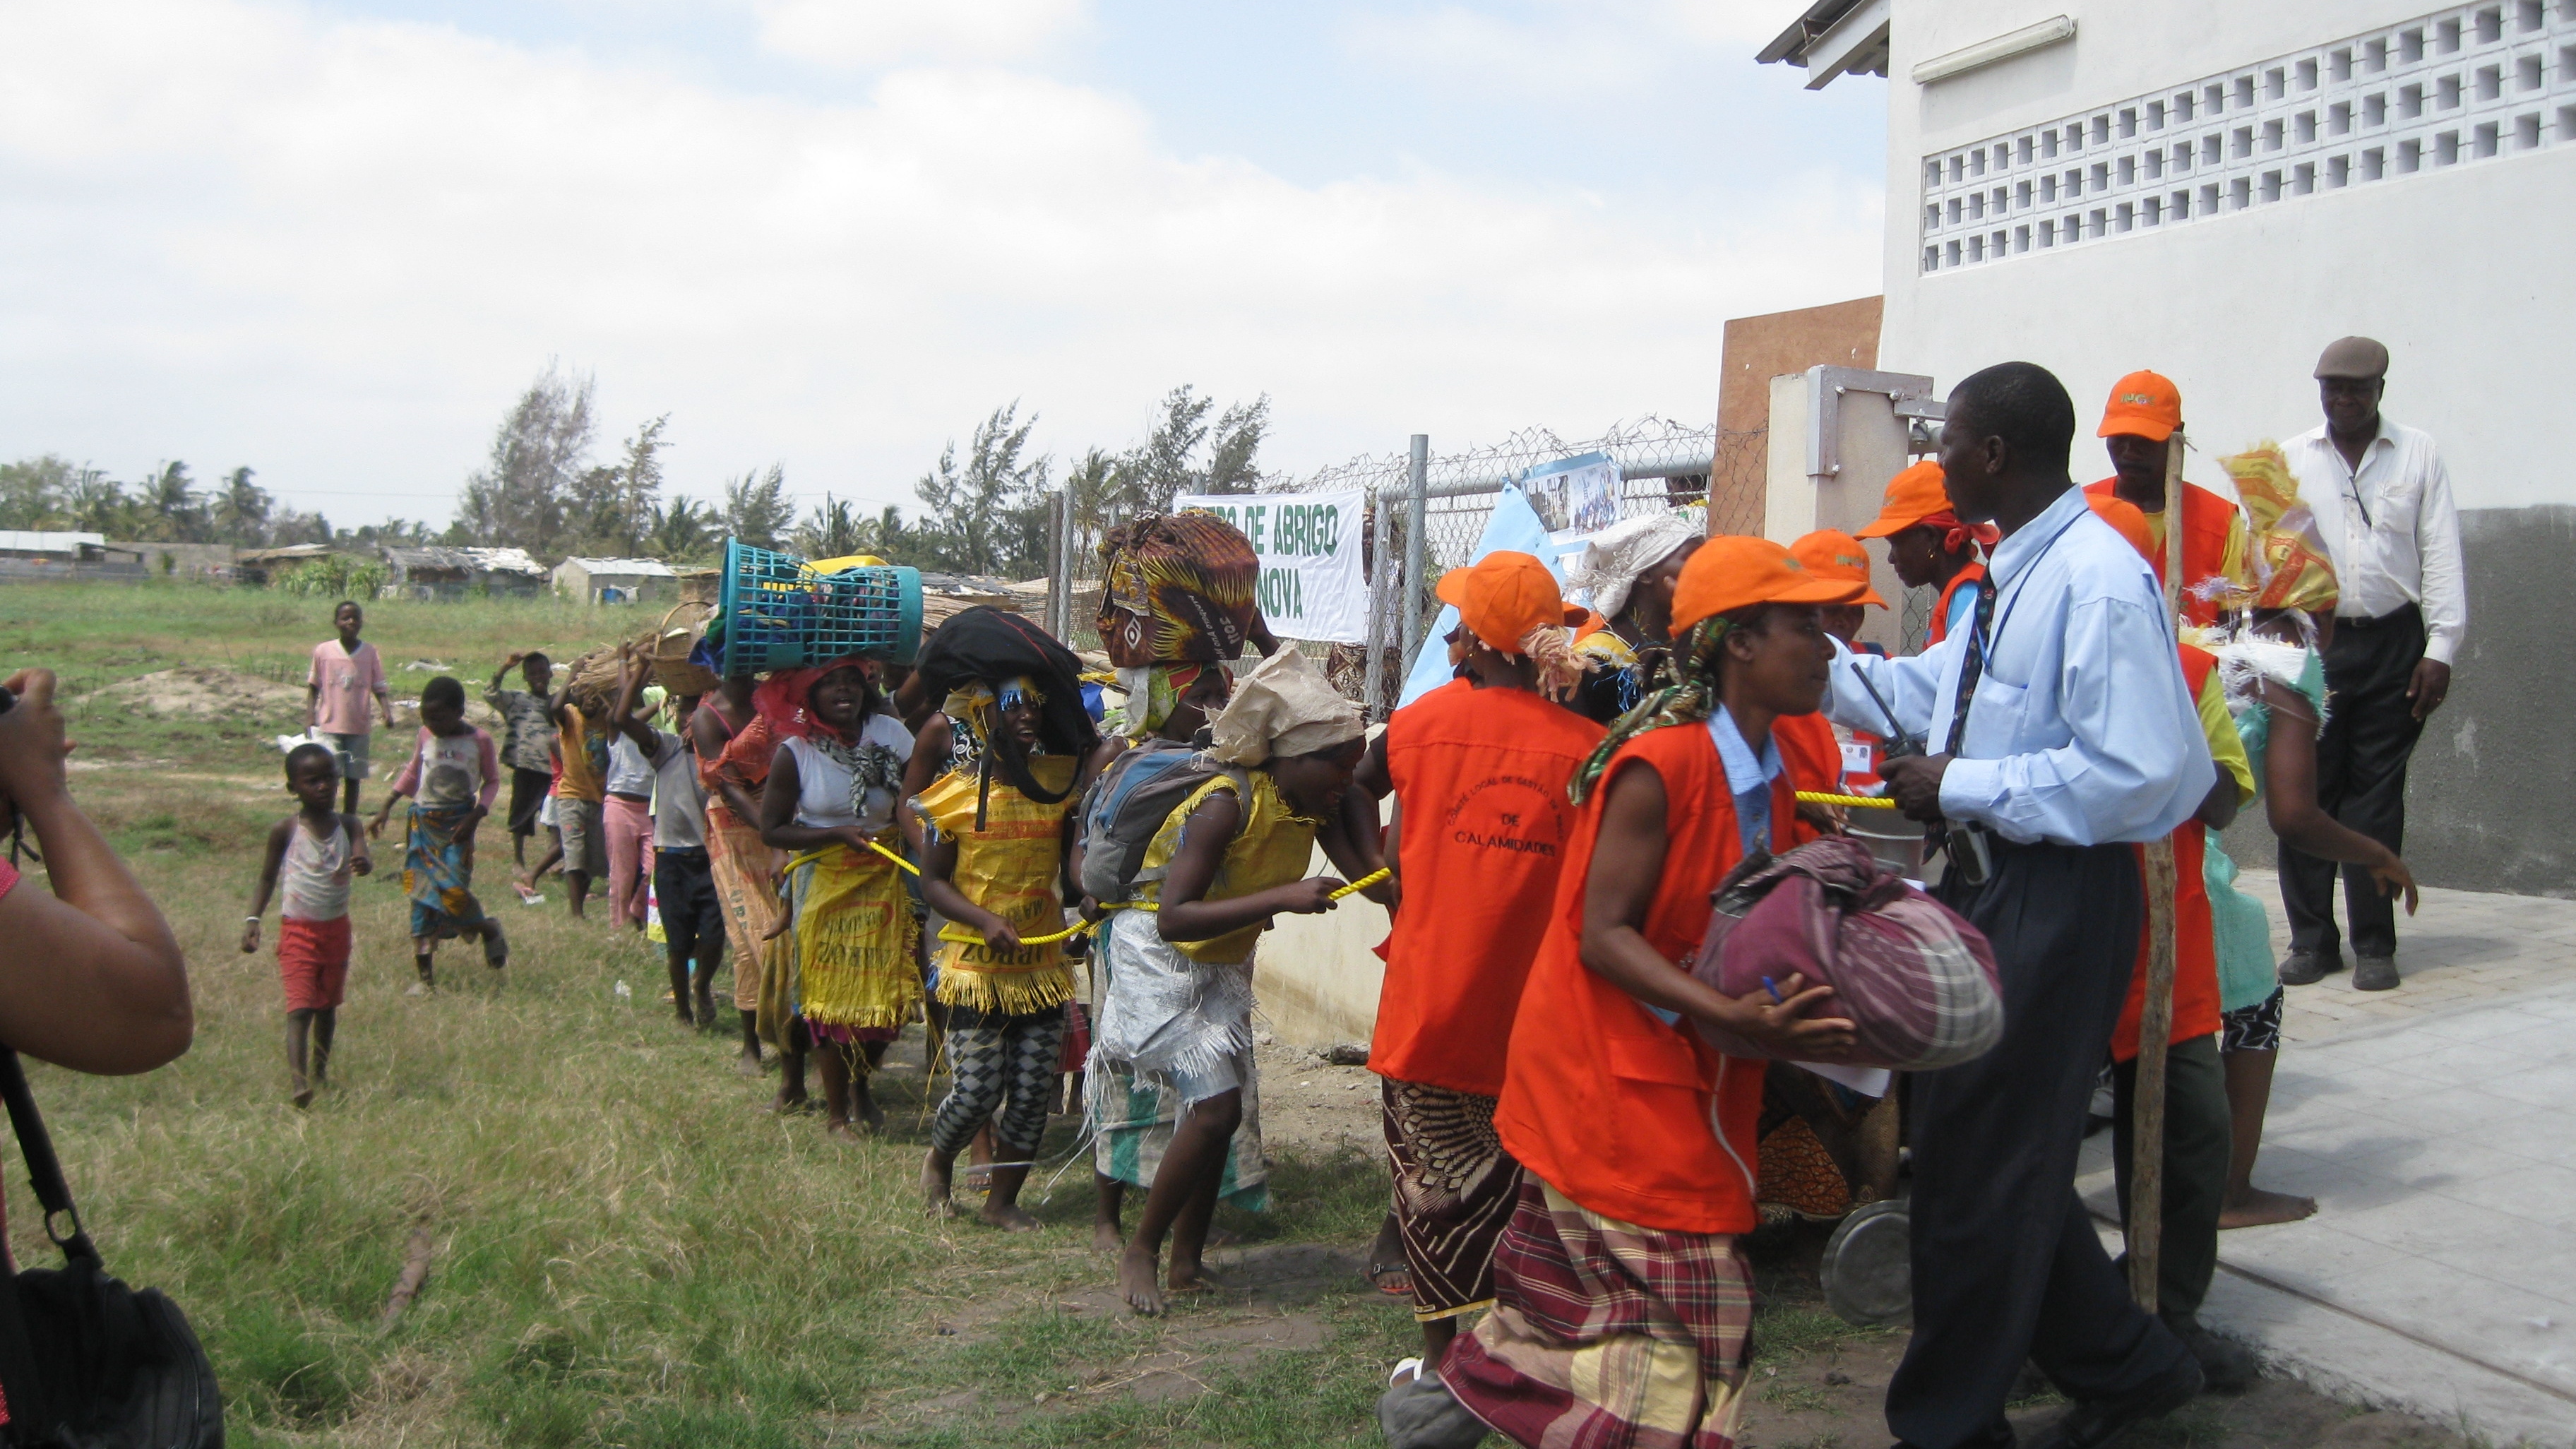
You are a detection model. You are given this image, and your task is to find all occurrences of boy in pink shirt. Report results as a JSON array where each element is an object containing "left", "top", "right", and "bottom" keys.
[{"left": 305, "top": 600, "right": 393, "bottom": 814}]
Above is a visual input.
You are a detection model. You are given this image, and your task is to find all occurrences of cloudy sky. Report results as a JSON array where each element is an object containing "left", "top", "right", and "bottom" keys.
[{"left": 0, "top": 1, "right": 1885, "bottom": 529}]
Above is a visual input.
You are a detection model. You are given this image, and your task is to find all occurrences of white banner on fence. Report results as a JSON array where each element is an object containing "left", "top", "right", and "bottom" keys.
[{"left": 1173, "top": 489, "right": 1368, "bottom": 644}]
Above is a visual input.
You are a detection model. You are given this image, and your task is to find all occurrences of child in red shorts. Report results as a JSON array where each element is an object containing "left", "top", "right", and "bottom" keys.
[{"left": 244, "top": 741, "right": 370, "bottom": 1107}]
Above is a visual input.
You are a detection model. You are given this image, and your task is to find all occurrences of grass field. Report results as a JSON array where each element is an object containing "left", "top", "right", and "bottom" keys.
[{"left": 4, "top": 580, "right": 2412, "bottom": 1449}]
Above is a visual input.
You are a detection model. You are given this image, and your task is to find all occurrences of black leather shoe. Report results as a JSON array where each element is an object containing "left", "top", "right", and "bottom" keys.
[
  {"left": 2023, "top": 1354, "right": 2204, "bottom": 1449},
  {"left": 2353, "top": 954, "right": 2400, "bottom": 991},
  {"left": 2169, "top": 1320, "right": 2258, "bottom": 1393},
  {"left": 2277, "top": 950, "right": 2341, "bottom": 986}
]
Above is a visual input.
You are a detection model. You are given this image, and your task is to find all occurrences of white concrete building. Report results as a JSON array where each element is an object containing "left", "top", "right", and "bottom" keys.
[{"left": 1763, "top": 0, "right": 2576, "bottom": 895}]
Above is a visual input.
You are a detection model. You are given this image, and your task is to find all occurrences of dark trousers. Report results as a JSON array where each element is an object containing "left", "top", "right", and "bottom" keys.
[
  {"left": 2111, "top": 1034, "right": 2231, "bottom": 1328},
  {"left": 1888, "top": 842, "right": 2188, "bottom": 1449},
  {"left": 2279, "top": 604, "right": 2426, "bottom": 959},
  {"left": 652, "top": 848, "right": 725, "bottom": 984},
  {"left": 508, "top": 767, "right": 551, "bottom": 837}
]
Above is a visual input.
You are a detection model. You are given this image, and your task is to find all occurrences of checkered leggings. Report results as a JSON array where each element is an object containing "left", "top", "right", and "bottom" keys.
[{"left": 931, "top": 1004, "right": 1068, "bottom": 1159}]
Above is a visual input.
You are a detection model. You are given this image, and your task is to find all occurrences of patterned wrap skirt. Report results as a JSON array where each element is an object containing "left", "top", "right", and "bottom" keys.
[
  {"left": 404, "top": 804, "right": 487, "bottom": 942},
  {"left": 704, "top": 803, "right": 781, "bottom": 1013},
  {"left": 1443, "top": 1178, "right": 1755, "bottom": 1449},
  {"left": 1381, "top": 1078, "right": 1522, "bottom": 1323}
]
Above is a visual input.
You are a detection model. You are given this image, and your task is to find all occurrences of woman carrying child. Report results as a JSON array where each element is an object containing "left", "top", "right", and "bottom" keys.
[
  {"left": 756, "top": 655, "right": 915, "bottom": 1139},
  {"left": 244, "top": 739, "right": 371, "bottom": 1105},
  {"left": 907, "top": 609, "right": 1102, "bottom": 1229},
  {"left": 369, "top": 675, "right": 508, "bottom": 991},
  {"left": 1089, "top": 646, "right": 1374, "bottom": 1315}
]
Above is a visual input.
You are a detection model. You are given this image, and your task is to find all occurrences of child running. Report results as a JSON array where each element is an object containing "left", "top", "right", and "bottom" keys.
[
  {"left": 242, "top": 741, "right": 371, "bottom": 1107},
  {"left": 755, "top": 655, "right": 917, "bottom": 1139},
  {"left": 1089, "top": 646, "right": 1370, "bottom": 1315},
  {"left": 369, "top": 675, "right": 508, "bottom": 991},
  {"left": 908, "top": 608, "right": 1102, "bottom": 1229}
]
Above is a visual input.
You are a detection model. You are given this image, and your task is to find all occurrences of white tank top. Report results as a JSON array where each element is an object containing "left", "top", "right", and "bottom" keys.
[
  {"left": 280, "top": 817, "right": 354, "bottom": 922},
  {"left": 783, "top": 715, "right": 913, "bottom": 835}
]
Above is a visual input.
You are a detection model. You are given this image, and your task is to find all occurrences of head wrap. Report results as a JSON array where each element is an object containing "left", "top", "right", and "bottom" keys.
[
  {"left": 1914, "top": 508, "right": 2000, "bottom": 556},
  {"left": 1561, "top": 511, "right": 1702, "bottom": 621},
  {"left": 1114, "top": 662, "right": 1210, "bottom": 741},
  {"left": 751, "top": 656, "right": 877, "bottom": 743},
  {"left": 1570, "top": 614, "right": 1731, "bottom": 804},
  {"left": 1205, "top": 648, "right": 1364, "bottom": 768},
  {"left": 2217, "top": 444, "right": 2339, "bottom": 616}
]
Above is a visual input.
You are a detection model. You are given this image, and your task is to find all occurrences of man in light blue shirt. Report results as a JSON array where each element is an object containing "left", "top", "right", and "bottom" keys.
[{"left": 1839, "top": 364, "right": 2214, "bottom": 1449}]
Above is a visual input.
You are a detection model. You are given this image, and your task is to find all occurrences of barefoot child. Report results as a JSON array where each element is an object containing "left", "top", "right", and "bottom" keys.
[
  {"left": 243, "top": 741, "right": 371, "bottom": 1105},
  {"left": 369, "top": 675, "right": 508, "bottom": 990},
  {"left": 907, "top": 609, "right": 1102, "bottom": 1229},
  {"left": 304, "top": 600, "right": 393, "bottom": 816},
  {"left": 1089, "top": 647, "right": 1370, "bottom": 1315},
  {"left": 608, "top": 648, "right": 723, "bottom": 1029},
  {"left": 756, "top": 656, "right": 917, "bottom": 1139}
]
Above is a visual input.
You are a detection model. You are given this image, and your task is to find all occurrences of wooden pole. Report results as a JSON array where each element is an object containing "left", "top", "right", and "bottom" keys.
[{"left": 2126, "top": 429, "right": 2190, "bottom": 1312}]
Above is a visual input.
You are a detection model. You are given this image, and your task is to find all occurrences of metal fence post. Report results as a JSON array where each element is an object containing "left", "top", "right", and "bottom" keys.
[
  {"left": 1363, "top": 484, "right": 1388, "bottom": 717},
  {"left": 1044, "top": 490, "right": 1068, "bottom": 640},
  {"left": 1400, "top": 434, "right": 1429, "bottom": 668}
]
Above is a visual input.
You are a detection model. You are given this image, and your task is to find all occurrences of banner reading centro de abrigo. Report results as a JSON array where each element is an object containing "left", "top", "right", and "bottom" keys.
[{"left": 1172, "top": 489, "right": 1368, "bottom": 644}]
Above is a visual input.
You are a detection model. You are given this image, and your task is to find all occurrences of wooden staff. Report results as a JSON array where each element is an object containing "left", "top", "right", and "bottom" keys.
[{"left": 2126, "top": 429, "right": 2189, "bottom": 1312}]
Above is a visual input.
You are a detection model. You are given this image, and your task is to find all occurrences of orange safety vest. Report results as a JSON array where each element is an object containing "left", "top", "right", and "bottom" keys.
[
  {"left": 1496, "top": 722, "right": 1778, "bottom": 1236},
  {"left": 1928, "top": 561, "right": 1988, "bottom": 646},
  {"left": 2085, "top": 479, "right": 2238, "bottom": 628},
  {"left": 2111, "top": 643, "right": 2223, "bottom": 1061}
]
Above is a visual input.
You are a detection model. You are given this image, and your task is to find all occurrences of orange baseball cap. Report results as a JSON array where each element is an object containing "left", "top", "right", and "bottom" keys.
[
  {"left": 1436, "top": 551, "right": 1586, "bottom": 652},
  {"left": 1789, "top": 529, "right": 1889, "bottom": 609},
  {"left": 1669, "top": 535, "right": 1864, "bottom": 634},
  {"left": 1854, "top": 460, "right": 1953, "bottom": 539},
  {"left": 2086, "top": 493, "right": 2155, "bottom": 561},
  {"left": 2097, "top": 369, "right": 2183, "bottom": 441}
]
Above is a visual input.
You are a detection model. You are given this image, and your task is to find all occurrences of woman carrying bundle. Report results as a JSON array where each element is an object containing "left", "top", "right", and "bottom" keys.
[
  {"left": 906, "top": 607, "right": 1103, "bottom": 1229},
  {"left": 756, "top": 656, "right": 916, "bottom": 1139},
  {"left": 1089, "top": 647, "right": 1376, "bottom": 1316},
  {"left": 1559, "top": 508, "right": 1703, "bottom": 723}
]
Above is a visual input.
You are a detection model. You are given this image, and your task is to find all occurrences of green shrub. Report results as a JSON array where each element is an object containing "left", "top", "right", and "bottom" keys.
[{"left": 271, "top": 556, "right": 390, "bottom": 600}]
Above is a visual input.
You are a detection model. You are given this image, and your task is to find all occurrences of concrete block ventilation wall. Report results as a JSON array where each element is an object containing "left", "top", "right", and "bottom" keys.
[{"left": 2220, "top": 503, "right": 2576, "bottom": 899}]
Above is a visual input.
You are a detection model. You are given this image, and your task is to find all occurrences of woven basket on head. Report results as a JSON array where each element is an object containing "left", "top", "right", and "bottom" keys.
[
  {"left": 643, "top": 600, "right": 722, "bottom": 696},
  {"left": 676, "top": 568, "right": 720, "bottom": 607},
  {"left": 563, "top": 646, "right": 625, "bottom": 713}
]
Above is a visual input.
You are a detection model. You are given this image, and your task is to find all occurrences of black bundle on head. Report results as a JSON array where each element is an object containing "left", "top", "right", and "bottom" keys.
[
  {"left": 422, "top": 675, "right": 466, "bottom": 712},
  {"left": 284, "top": 741, "right": 338, "bottom": 780},
  {"left": 912, "top": 606, "right": 1099, "bottom": 821},
  {"left": 1950, "top": 361, "right": 2077, "bottom": 472}
]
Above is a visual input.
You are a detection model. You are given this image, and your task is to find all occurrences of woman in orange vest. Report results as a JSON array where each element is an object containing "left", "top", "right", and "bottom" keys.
[
  {"left": 1436, "top": 537, "right": 1863, "bottom": 1449},
  {"left": 1855, "top": 460, "right": 1994, "bottom": 645}
]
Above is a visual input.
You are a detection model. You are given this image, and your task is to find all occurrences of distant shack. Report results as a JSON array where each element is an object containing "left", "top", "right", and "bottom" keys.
[
  {"left": 554, "top": 557, "right": 677, "bottom": 605},
  {"left": 381, "top": 547, "right": 550, "bottom": 600},
  {"left": 0, "top": 531, "right": 145, "bottom": 582}
]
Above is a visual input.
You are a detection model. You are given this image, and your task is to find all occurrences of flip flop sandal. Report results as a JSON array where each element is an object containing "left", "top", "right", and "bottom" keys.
[
  {"left": 1366, "top": 1260, "right": 1414, "bottom": 1298},
  {"left": 1388, "top": 1357, "right": 1423, "bottom": 1386}
]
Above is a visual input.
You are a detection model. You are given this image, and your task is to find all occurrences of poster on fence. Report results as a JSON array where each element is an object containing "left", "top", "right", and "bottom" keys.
[
  {"left": 1518, "top": 451, "right": 1621, "bottom": 537},
  {"left": 1172, "top": 489, "right": 1368, "bottom": 644}
]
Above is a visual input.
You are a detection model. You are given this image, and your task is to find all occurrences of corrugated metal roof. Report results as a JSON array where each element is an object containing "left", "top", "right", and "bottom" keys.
[
  {"left": 0, "top": 530, "right": 106, "bottom": 554},
  {"left": 556, "top": 557, "right": 678, "bottom": 578}
]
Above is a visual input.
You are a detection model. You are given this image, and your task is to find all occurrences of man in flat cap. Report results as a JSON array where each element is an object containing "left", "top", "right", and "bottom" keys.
[{"left": 2276, "top": 337, "right": 2466, "bottom": 993}]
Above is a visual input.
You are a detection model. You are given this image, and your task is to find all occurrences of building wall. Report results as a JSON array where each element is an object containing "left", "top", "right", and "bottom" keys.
[
  {"left": 1879, "top": 0, "right": 2573, "bottom": 513},
  {"left": 114, "top": 542, "right": 238, "bottom": 580}
]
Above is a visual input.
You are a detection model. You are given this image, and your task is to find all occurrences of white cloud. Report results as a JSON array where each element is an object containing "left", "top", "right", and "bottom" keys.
[
  {"left": 742, "top": 0, "right": 1089, "bottom": 66},
  {"left": 1342, "top": 1, "right": 1795, "bottom": 88},
  {"left": 0, "top": 0, "right": 1880, "bottom": 526}
]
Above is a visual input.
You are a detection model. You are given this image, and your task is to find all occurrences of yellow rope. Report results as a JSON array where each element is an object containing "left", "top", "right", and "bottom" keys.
[
  {"left": 931, "top": 868, "right": 1391, "bottom": 948},
  {"left": 1796, "top": 791, "right": 1899, "bottom": 810},
  {"left": 781, "top": 837, "right": 920, "bottom": 878}
]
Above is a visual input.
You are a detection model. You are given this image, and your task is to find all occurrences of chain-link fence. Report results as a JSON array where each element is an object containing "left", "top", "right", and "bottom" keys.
[{"left": 1049, "top": 417, "right": 1770, "bottom": 714}]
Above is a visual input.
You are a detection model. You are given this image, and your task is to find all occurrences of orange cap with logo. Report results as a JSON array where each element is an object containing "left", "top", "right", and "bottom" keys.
[
  {"left": 1789, "top": 529, "right": 1889, "bottom": 609},
  {"left": 1436, "top": 550, "right": 1587, "bottom": 652},
  {"left": 2085, "top": 493, "right": 2155, "bottom": 561},
  {"left": 1669, "top": 536, "right": 1864, "bottom": 634},
  {"left": 2097, "top": 369, "right": 2183, "bottom": 442},
  {"left": 1855, "top": 460, "right": 1953, "bottom": 539}
]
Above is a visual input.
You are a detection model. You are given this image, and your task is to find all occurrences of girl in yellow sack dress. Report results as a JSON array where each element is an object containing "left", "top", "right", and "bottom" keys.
[{"left": 755, "top": 656, "right": 916, "bottom": 1140}]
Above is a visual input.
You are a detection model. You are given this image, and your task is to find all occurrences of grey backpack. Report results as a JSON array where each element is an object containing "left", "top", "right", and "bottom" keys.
[{"left": 1075, "top": 736, "right": 1248, "bottom": 904}]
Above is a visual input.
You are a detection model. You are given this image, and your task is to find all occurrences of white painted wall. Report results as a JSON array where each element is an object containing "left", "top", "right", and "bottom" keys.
[{"left": 1879, "top": 0, "right": 2576, "bottom": 508}]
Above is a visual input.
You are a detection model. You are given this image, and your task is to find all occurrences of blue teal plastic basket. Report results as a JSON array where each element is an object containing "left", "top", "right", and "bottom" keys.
[{"left": 717, "top": 540, "right": 922, "bottom": 675}]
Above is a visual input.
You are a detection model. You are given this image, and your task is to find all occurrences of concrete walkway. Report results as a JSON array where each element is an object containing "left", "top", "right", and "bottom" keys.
[{"left": 2079, "top": 869, "right": 2576, "bottom": 1446}]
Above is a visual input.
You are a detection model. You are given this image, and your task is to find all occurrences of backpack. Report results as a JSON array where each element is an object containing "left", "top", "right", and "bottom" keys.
[
  {"left": 1075, "top": 736, "right": 1248, "bottom": 904},
  {"left": 1685, "top": 836, "right": 2003, "bottom": 1071}
]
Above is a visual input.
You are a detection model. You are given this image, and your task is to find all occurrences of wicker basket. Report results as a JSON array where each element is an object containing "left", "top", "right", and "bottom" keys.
[
  {"left": 676, "top": 568, "right": 720, "bottom": 606},
  {"left": 562, "top": 646, "right": 625, "bottom": 713},
  {"left": 643, "top": 601, "right": 722, "bottom": 696}
]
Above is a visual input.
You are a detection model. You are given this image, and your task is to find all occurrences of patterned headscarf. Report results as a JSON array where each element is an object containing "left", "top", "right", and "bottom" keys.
[
  {"left": 1561, "top": 510, "right": 1701, "bottom": 621},
  {"left": 1114, "top": 662, "right": 1209, "bottom": 741},
  {"left": 1914, "top": 508, "right": 2000, "bottom": 556},
  {"left": 751, "top": 657, "right": 902, "bottom": 823},
  {"left": 2216, "top": 444, "right": 2340, "bottom": 616},
  {"left": 1569, "top": 614, "right": 1733, "bottom": 804}
]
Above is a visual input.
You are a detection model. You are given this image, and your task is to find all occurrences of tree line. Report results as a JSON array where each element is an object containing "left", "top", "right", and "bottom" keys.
[{"left": 3, "top": 364, "right": 1274, "bottom": 580}]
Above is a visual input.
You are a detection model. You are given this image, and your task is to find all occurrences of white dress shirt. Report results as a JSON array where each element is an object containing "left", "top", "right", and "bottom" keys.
[
  {"left": 1825, "top": 485, "right": 2214, "bottom": 847},
  {"left": 2281, "top": 418, "right": 2467, "bottom": 666}
]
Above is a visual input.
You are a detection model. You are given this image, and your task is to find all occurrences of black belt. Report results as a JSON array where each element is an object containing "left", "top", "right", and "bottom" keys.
[{"left": 2334, "top": 602, "right": 2421, "bottom": 631}]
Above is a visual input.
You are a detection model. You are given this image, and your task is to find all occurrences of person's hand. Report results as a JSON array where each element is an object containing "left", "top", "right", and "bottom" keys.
[
  {"left": 239, "top": 917, "right": 261, "bottom": 954},
  {"left": 366, "top": 809, "right": 391, "bottom": 840},
  {"left": 979, "top": 915, "right": 1025, "bottom": 952},
  {"left": 1078, "top": 896, "right": 1106, "bottom": 923},
  {"left": 352, "top": 852, "right": 372, "bottom": 878},
  {"left": 835, "top": 826, "right": 886, "bottom": 861},
  {"left": 0, "top": 669, "right": 72, "bottom": 810},
  {"left": 1795, "top": 799, "right": 1849, "bottom": 836},
  {"left": 503, "top": 650, "right": 527, "bottom": 667},
  {"left": 2368, "top": 849, "right": 2421, "bottom": 916},
  {"left": 460, "top": 806, "right": 487, "bottom": 841},
  {"left": 1276, "top": 877, "right": 1343, "bottom": 916},
  {"left": 1880, "top": 753, "right": 1952, "bottom": 823},
  {"left": 2407, "top": 658, "right": 2451, "bottom": 721},
  {"left": 1703, "top": 972, "right": 1860, "bottom": 1060}
]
